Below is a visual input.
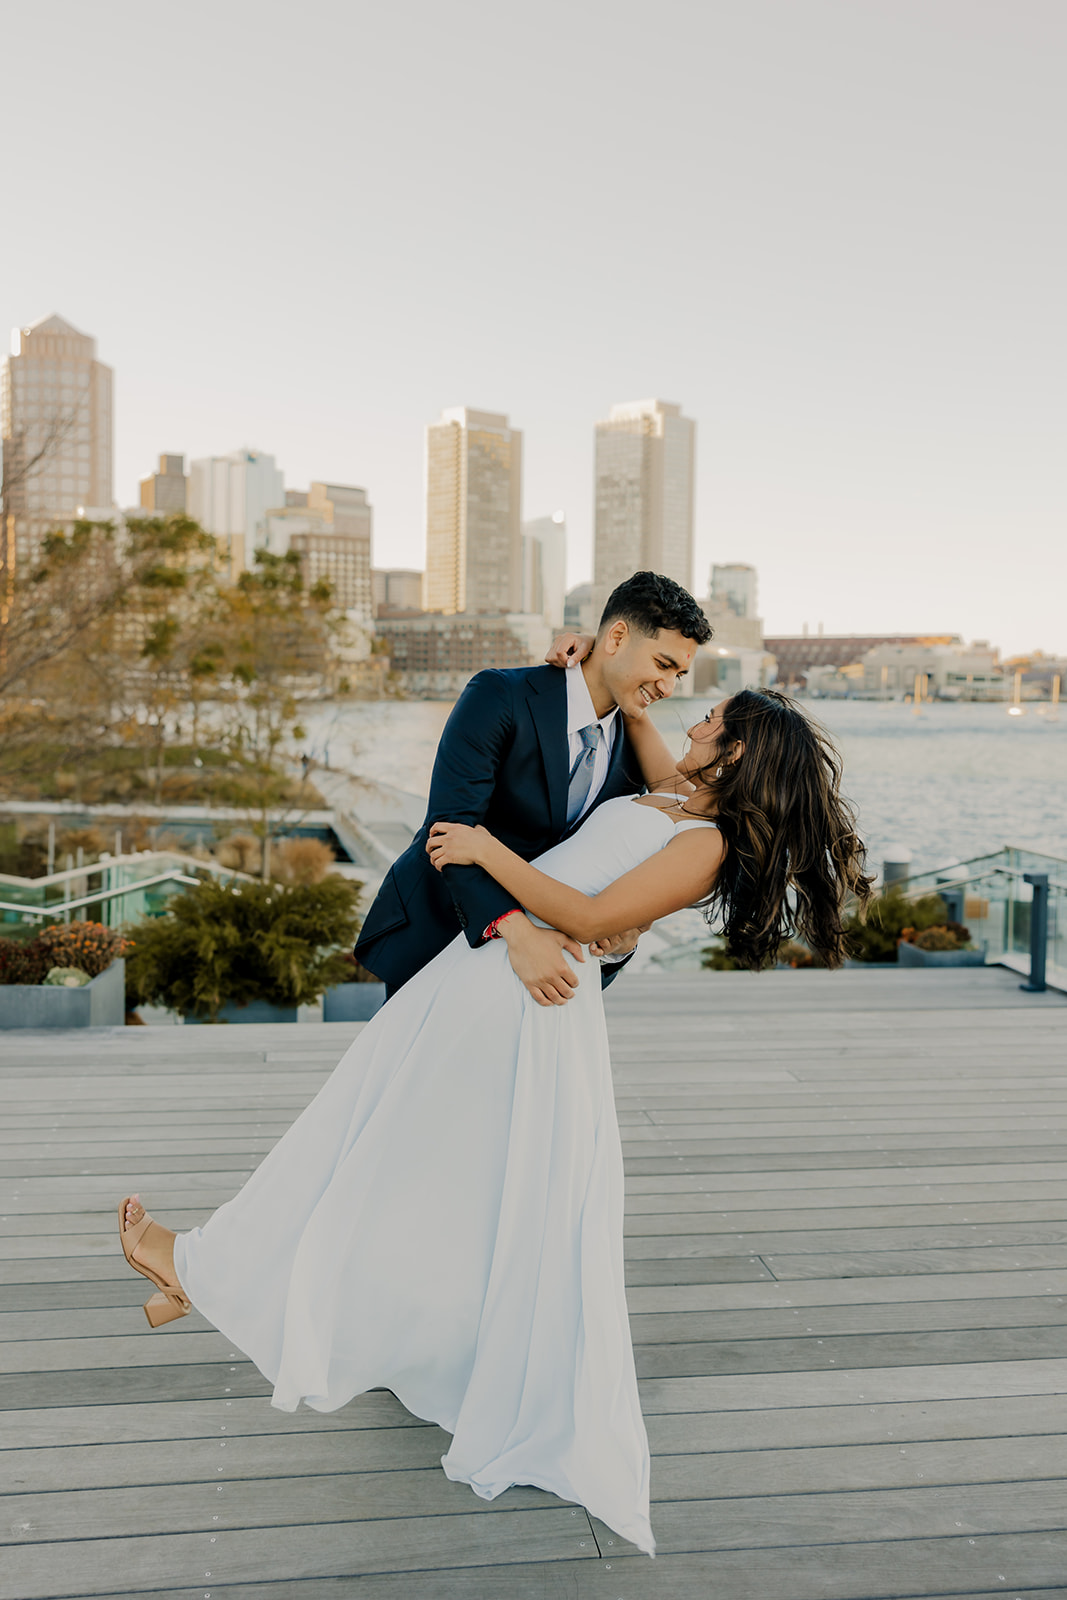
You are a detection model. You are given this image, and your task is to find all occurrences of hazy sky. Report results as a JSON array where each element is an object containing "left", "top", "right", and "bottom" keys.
[{"left": 5, "top": 1, "right": 1064, "bottom": 654}]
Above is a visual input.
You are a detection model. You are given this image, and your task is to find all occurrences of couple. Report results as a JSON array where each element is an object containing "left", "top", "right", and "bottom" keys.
[{"left": 118, "top": 571, "right": 870, "bottom": 1558}]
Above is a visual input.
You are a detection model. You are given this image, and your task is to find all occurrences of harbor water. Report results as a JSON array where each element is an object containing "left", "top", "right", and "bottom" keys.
[{"left": 304, "top": 696, "right": 1067, "bottom": 880}]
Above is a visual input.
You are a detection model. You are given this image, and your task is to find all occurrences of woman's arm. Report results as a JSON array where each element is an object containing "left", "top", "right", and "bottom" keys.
[
  {"left": 428, "top": 821, "right": 723, "bottom": 944},
  {"left": 622, "top": 707, "right": 687, "bottom": 792}
]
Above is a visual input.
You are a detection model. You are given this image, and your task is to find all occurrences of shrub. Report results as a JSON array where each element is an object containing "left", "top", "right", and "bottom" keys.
[
  {"left": 271, "top": 837, "right": 335, "bottom": 885},
  {"left": 125, "top": 876, "right": 363, "bottom": 1020},
  {"left": 777, "top": 940, "right": 828, "bottom": 968},
  {"left": 0, "top": 938, "right": 51, "bottom": 985},
  {"left": 844, "top": 889, "right": 948, "bottom": 964}
]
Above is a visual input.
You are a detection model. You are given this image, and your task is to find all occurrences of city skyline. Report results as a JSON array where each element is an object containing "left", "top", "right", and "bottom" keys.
[{"left": 3, "top": 4, "right": 1064, "bottom": 656}]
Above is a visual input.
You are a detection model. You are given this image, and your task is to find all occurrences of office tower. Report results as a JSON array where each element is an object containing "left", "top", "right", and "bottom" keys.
[
  {"left": 187, "top": 448, "right": 285, "bottom": 576},
  {"left": 291, "top": 482, "right": 373, "bottom": 621},
  {"left": 592, "top": 399, "right": 695, "bottom": 614},
  {"left": 522, "top": 511, "right": 567, "bottom": 628},
  {"left": 424, "top": 408, "right": 522, "bottom": 614},
  {"left": 711, "top": 563, "right": 757, "bottom": 619},
  {"left": 1, "top": 314, "right": 114, "bottom": 573},
  {"left": 139, "top": 454, "right": 188, "bottom": 513}
]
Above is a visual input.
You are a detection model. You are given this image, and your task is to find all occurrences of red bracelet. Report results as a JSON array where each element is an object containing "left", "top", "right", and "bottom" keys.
[{"left": 484, "top": 909, "right": 523, "bottom": 941}]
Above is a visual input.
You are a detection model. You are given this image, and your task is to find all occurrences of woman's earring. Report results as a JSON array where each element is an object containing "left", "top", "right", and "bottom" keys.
[{"left": 715, "top": 765, "right": 723, "bottom": 779}]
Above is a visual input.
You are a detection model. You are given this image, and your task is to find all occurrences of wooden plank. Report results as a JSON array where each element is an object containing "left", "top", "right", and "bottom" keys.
[
  {"left": 625, "top": 1267, "right": 1067, "bottom": 1312},
  {"left": 763, "top": 1246, "right": 1067, "bottom": 1278},
  {"left": 638, "top": 1358, "right": 1067, "bottom": 1414},
  {"left": 0, "top": 1361, "right": 273, "bottom": 1411},
  {"left": 633, "top": 1325, "right": 1067, "bottom": 1378},
  {"left": 0, "top": 1507, "right": 597, "bottom": 1600}
]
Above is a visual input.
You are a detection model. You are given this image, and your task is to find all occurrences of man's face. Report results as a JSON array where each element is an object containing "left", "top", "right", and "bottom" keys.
[{"left": 600, "top": 623, "right": 696, "bottom": 717}]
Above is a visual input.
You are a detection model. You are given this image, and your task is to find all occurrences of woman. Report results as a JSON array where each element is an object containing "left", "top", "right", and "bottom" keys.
[{"left": 118, "top": 690, "right": 870, "bottom": 1558}]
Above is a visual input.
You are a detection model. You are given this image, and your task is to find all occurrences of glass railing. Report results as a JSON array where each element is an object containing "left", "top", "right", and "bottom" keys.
[
  {"left": 901, "top": 847, "right": 1067, "bottom": 991},
  {"left": 0, "top": 852, "right": 247, "bottom": 930}
]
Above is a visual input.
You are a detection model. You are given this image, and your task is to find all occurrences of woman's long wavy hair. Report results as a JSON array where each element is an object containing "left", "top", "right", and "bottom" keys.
[{"left": 694, "top": 689, "right": 873, "bottom": 969}]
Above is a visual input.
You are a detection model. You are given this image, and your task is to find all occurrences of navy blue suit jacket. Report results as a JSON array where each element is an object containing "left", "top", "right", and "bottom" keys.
[{"left": 354, "top": 665, "right": 645, "bottom": 993}]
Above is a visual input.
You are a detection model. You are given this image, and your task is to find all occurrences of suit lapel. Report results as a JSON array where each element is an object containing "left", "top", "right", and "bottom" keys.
[{"left": 524, "top": 667, "right": 570, "bottom": 836}]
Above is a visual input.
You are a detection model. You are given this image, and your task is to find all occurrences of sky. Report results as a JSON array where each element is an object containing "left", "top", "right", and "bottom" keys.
[{"left": 4, "top": 0, "right": 1065, "bottom": 655}]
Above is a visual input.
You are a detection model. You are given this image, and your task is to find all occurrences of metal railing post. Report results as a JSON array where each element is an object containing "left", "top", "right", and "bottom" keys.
[{"left": 1021, "top": 873, "right": 1049, "bottom": 993}]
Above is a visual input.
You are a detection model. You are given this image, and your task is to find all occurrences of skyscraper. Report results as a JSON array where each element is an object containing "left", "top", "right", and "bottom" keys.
[
  {"left": 187, "top": 448, "right": 285, "bottom": 578},
  {"left": 1, "top": 314, "right": 114, "bottom": 573},
  {"left": 592, "top": 399, "right": 695, "bottom": 615},
  {"left": 424, "top": 408, "right": 522, "bottom": 615}
]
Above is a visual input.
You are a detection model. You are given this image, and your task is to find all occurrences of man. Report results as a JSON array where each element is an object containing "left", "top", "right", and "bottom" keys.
[{"left": 355, "top": 571, "right": 712, "bottom": 1006}]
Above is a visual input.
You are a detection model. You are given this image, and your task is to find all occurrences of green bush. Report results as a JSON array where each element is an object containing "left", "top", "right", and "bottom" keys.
[
  {"left": 844, "top": 888, "right": 948, "bottom": 963},
  {"left": 125, "top": 876, "right": 362, "bottom": 1020}
]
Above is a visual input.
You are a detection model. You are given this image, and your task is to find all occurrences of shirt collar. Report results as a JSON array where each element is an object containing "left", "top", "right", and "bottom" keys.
[{"left": 566, "top": 663, "right": 619, "bottom": 738}]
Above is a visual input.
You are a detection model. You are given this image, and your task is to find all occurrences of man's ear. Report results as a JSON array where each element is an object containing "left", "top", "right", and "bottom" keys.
[{"left": 601, "top": 619, "right": 629, "bottom": 656}]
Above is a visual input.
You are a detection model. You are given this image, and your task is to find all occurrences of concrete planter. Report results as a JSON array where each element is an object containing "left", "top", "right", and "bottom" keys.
[
  {"left": 0, "top": 959, "right": 126, "bottom": 1029},
  {"left": 897, "top": 942, "right": 986, "bottom": 968},
  {"left": 323, "top": 982, "right": 387, "bottom": 1022},
  {"left": 184, "top": 999, "right": 299, "bottom": 1024}
]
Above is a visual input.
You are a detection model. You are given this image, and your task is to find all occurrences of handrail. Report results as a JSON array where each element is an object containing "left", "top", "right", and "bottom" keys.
[
  {"left": 0, "top": 850, "right": 252, "bottom": 891},
  {"left": 0, "top": 872, "right": 204, "bottom": 921}
]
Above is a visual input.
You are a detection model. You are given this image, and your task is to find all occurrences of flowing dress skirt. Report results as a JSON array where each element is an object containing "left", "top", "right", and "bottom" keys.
[{"left": 174, "top": 932, "right": 654, "bottom": 1555}]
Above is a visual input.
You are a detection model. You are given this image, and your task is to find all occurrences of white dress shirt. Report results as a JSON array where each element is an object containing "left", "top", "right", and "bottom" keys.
[{"left": 566, "top": 663, "right": 619, "bottom": 824}]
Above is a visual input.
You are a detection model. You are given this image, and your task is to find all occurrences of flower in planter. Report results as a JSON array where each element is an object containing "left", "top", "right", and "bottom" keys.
[
  {"left": 0, "top": 922, "right": 129, "bottom": 985},
  {"left": 43, "top": 966, "right": 92, "bottom": 988}
]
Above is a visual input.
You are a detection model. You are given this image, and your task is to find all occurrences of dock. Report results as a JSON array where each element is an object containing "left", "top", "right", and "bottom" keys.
[{"left": 2, "top": 965, "right": 1066, "bottom": 1599}]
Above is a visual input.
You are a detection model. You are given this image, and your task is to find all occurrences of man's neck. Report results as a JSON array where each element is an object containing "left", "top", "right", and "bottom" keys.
[{"left": 580, "top": 655, "right": 617, "bottom": 720}]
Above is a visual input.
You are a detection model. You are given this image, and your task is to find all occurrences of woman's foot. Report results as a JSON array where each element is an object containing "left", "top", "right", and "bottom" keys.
[
  {"left": 118, "top": 1195, "right": 190, "bottom": 1323},
  {"left": 121, "top": 1195, "right": 181, "bottom": 1292}
]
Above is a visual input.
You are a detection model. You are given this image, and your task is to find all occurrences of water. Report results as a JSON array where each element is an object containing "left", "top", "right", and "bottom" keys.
[{"left": 304, "top": 695, "right": 1067, "bottom": 879}]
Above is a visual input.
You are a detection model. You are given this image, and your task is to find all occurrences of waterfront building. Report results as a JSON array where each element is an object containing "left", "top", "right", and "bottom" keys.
[
  {"left": 373, "top": 568, "right": 424, "bottom": 616},
  {"left": 139, "top": 454, "right": 188, "bottom": 513},
  {"left": 187, "top": 448, "right": 285, "bottom": 578},
  {"left": 711, "top": 563, "right": 757, "bottom": 619},
  {"left": 521, "top": 512, "right": 567, "bottom": 628},
  {"left": 1, "top": 314, "right": 114, "bottom": 575},
  {"left": 424, "top": 408, "right": 523, "bottom": 615},
  {"left": 861, "top": 640, "right": 1003, "bottom": 700},
  {"left": 375, "top": 610, "right": 551, "bottom": 698},
  {"left": 592, "top": 399, "right": 695, "bottom": 617},
  {"left": 765, "top": 633, "right": 959, "bottom": 688}
]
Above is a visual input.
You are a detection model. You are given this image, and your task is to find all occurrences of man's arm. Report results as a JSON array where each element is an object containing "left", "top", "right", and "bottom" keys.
[{"left": 424, "top": 670, "right": 521, "bottom": 944}]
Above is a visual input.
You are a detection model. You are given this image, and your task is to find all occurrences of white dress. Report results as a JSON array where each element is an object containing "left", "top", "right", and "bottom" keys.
[{"left": 174, "top": 797, "right": 716, "bottom": 1557}]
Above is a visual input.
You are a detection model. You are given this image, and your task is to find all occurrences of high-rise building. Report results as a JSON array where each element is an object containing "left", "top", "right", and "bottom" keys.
[
  {"left": 187, "top": 448, "right": 285, "bottom": 577},
  {"left": 300, "top": 482, "right": 373, "bottom": 622},
  {"left": 139, "top": 454, "right": 188, "bottom": 513},
  {"left": 1, "top": 314, "right": 114, "bottom": 573},
  {"left": 522, "top": 511, "right": 567, "bottom": 628},
  {"left": 711, "top": 563, "right": 757, "bottom": 619},
  {"left": 424, "top": 408, "right": 522, "bottom": 615},
  {"left": 592, "top": 398, "right": 695, "bottom": 615}
]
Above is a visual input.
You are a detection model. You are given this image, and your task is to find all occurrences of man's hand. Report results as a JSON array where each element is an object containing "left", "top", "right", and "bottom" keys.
[
  {"left": 544, "top": 632, "right": 596, "bottom": 668},
  {"left": 499, "top": 913, "right": 585, "bottom": 1006},
  {"left": 589, "top": 924, "right": 651, "bottom": 960}
]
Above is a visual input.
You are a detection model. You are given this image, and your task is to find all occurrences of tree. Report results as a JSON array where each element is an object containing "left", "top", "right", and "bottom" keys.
[{"left": 211, "top": 550, "right": 340, "bottom": 878}]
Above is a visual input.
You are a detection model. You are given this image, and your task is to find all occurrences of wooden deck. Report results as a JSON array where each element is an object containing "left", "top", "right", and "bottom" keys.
[{"left": 2, "top": 965, "right": 1066, "bottom": 1600}]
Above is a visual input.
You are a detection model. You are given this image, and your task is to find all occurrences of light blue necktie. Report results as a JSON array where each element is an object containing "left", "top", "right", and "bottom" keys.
[{"left": 566, "top": 723, "right": 601, "bottom": 825}]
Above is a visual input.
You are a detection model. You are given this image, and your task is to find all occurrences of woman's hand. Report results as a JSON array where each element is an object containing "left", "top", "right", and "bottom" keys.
[
  {"left": 544, "top": 632, "right": 595, "bottom": 668},
  {"left": 426, "top": 822, "right": 492, "bottom": 870}
]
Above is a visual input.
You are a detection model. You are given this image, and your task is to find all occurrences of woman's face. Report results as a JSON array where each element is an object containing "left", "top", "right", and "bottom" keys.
[{"left": 677, "top": 698, "right": 733, "bottom": 780}]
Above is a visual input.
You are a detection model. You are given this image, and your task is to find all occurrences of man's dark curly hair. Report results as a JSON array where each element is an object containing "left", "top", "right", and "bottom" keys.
[{"left": 598, "top": 571, "right": 712, "bottom": 645}]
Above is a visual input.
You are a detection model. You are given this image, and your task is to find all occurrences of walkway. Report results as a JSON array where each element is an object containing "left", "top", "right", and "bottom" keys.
[{"left": 2, "top": 966, "right": 1066, "bottom": 1599}]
